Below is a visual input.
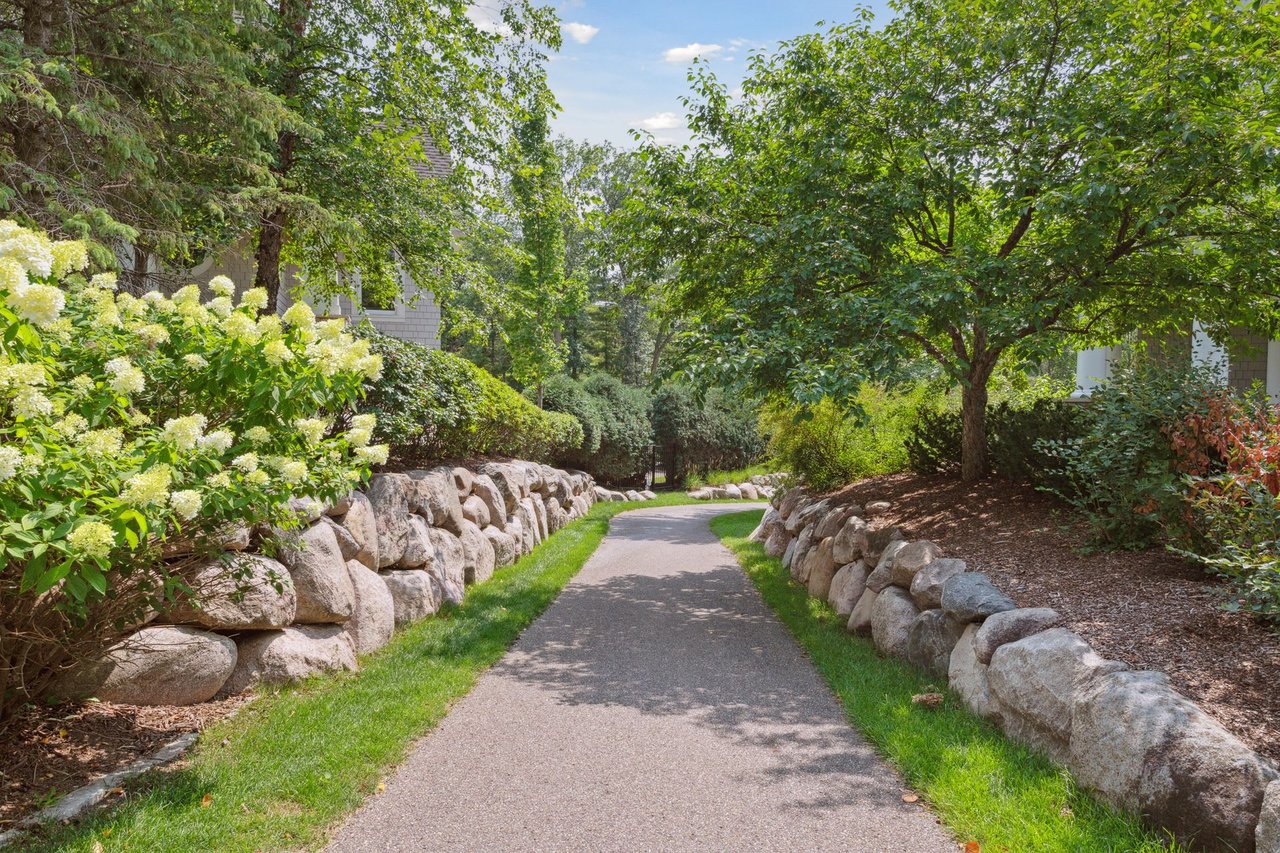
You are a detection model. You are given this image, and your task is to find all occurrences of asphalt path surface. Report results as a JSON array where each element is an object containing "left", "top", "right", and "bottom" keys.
[{"left": 326, "top": 503, "right": 953, "bottom": 852}]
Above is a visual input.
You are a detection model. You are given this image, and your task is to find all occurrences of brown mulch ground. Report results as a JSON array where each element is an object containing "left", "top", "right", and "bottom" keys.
[
  {"left": 832, "top": 472, "right": 1280, "bottom": 763},
  {"left": 0, "top": 694, "right": 249, "bottom": 828}
]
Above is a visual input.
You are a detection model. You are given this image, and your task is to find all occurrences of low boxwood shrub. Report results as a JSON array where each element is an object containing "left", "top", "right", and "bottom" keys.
[
  {"left": 540, "top": 373, "right": 603, "bottom": 469},
  {"left": 579, "top": 373, "right": 651, "bottom": 486},
  {"left": 0, "top": 221, "right": 382, "bottom": 720},
  {"left": 357, "top": 326, "right": 582, "bottom": 465},
  {"left": 651, "top": 384, "right": 766, "bottom": 487}
]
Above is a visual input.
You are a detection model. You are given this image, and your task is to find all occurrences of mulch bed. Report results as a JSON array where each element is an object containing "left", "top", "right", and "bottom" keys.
[
  {"left": 831, "top": 472, "right": 1280, "bottom": 763},
  {"left": 0, "top": 694, "right": 249, "bottom": 828}
]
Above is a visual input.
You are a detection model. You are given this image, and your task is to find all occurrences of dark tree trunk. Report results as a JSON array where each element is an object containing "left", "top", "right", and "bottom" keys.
[
  {"left": 255, "top": 205, "right": 288, "bottom": 311},
  {"left": 959, "top": 354, "right": 998, "bottom": 482}
]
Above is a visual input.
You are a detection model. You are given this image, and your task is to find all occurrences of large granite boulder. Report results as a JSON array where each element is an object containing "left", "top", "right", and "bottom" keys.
[
  {"left": 1259, "top": 781, "right": 1280, "bottom": 853},
  {"left": 529, "top": 493, "right": 549, "bottom": 541},
  {"left": 804, "top": 537, "right": 840, "bottom": 600},
  {"left": 941, "top": 573, "right": 1017, "bottom": 623},
  {"left": 870, "top": 586, "right": 919, "bottom": 660},
  {"left": 461, "top": 494, "right": 491, "bottom": 528},
  {"left": 69, "top": 626, "right": 236, "bottom": 706},
  {"left": 164, "top": 555, "right": 296, "bottom": 629},
  {"left": 793, "top": 499, "right": 832, "bottom": 533},
  {"left": 397, "top": 515, "right": 432, "bottom": 569},
  {"left": 814, "top": 505, "right": 855, "bottom": 540},
  {"left": 428, "top": 527, "right": 467, "bottom": 605},
  {"left": 223, "top": 625, "right": 357, "bottom": 694},
  {"left": 738, "top": 483, "right": 759, "bottom": 500},
  {"left": 948, "top": 623, "right": 1002, "bottom": 722},
  {"left": 381, "top": 569, "right": 440, "bottom": 627},
  {"left": 335, "top": 492, "right": 378, "bottom": 569},
  {"left": 909, "top": 557, "right": 967, "bottom": 610},
  {"left": 847, "top": 588, "right": 879, "bottom": 635},
  {"left": 788, "top": 524, "right": 818, "bottom": 583},
  {"left": 988, "top": 628, "right": 1127, "bottom": 762},
  {"left": 483, "top": 524, "right": 518, "bottom": 568},
  {"left": 365, "top": 473, "right": 412, "bottom": 568},
  {"left": 906, "top": 609, "right": 966, "bottom": 678},
  {"left": 408, "top": 468, "right": 465, "bottom": 535},
  {"left": 546, "top": 502, "right": 569, "bottom": 535},
  {"left": 889, "top": 540, "right": 944, "bottom": 589},
  {"left": 1071, "top": 669, "right": 1279, "bottom": 853},
  {"left": 863, "top": 526, "right": 905, "bottom": 566},
  {"left": 321, "top": 516, "right": 361, "bottom": 563},
  {"left": 344, "top": 560, "right": 394, "bottom": 655},
  {"left": 973, "top": 608, "right": 1062, "bottom": 665},
  {"left": 865, "top": 540, "right": 907, "bottom": 593},
  {"left": 720, "top": 484, "right": 741, "bottom": 500},
  {"left": 481, "top": 463, "right": 526, "bottom": 513},
  {"left": 764, "top": 525, "right": 791, "bottom": 559},
  {"left": 458, "top": 519, "right": 497, "bottom": 585},
  {"left": 832, "top": 516, "right": 869, "bottom": 565},
  {"left": 471, "top": 474, "right": 507, "bottom": 526},
  {"left": 451, "top": 466, "right": 474, "bottom": 500},
  {"left": 278, "top": 521, "right": 355, "bottom": 624},
  {"left": 827, "top": 560, "right": 869, "bottom": 617},
  {"left": 751, "top": 507, "right": 783, "bottom": 543}
]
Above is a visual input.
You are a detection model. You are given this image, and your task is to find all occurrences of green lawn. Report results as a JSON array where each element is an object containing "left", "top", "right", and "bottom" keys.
[
  {"left": 711, "top": 509, "right": 1180, "bottom": 853},
  {"left": 22, "top": 493, "right": 728, "bottom": 853}
]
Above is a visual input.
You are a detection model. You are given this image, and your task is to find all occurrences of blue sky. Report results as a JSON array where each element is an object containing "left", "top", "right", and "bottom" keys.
[{"left": 544, "top": 1, "right": 893, "bottom": 146}]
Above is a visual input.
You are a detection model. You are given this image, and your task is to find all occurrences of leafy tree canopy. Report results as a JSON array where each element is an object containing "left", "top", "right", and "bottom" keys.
[{"left": 626, "top": 0, "right": 1280, "bottom": 479}]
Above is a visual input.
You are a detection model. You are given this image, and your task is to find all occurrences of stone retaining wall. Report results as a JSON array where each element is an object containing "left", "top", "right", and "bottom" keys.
[
  {"left": 686, "top": 473, "right": 782, "bottom": 501},
  {"left": 68, "top": 461, "right": 659, "bottom": 708},
  {"left": 758, "top": 488, "right": 1280, "bottom": 853}
]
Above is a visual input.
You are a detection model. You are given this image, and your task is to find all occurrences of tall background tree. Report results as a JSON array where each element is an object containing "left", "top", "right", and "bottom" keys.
[{"left": 627, "top": 0, "right": 1280, "bottom": 480}]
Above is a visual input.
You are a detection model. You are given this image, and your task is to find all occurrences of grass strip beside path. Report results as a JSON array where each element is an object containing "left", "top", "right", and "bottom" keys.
[
  {"left": 711, "top": 509, "right": 1180, "bottom": 853},
  {"left": 27, "top": 493, "right": 736, "bottom": 853}
]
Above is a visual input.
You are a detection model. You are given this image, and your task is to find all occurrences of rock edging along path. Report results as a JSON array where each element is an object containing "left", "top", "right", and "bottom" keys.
[{"left": 326, "top": 504, "right": 952, "bottom": 852}]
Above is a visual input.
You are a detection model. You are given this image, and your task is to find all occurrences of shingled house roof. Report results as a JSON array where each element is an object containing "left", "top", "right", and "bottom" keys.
[{"left": 411, "top": 134, "right": 453, "bottom": 179}]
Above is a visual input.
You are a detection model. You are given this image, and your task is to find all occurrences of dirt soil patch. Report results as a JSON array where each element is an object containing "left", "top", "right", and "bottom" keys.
[
  {"left": 831, "top": 472, "right": 1280, "bottom": 763},
  {"left": 0, "top": 694, "right": 248, "bottom": 828}
]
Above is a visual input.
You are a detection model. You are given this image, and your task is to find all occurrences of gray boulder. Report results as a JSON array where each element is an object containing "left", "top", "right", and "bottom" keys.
[
  {"left": 865, "top": 500, "right": 892, "bottom": 517},
  {"left": 336, "top": 491, "right": 378, "bottom": 569},
  {"left": 461, "top": 494, "right": 491, "bottom": 528},
  {"left": 909, "top": 557, "right": 967, "bottom": 610},
  {"left": 988, "top": 628, "right": 1127, "bottom": 761},
  {"left": 738, "top": 483, "right": 759, "bottom": 500},
  {"left": 814, "top": 505, "right": 853, "bottom": 540},
  {"left": 365, "top": 473, "right": 412, "bottom": 568},
  {"left": 428, "top": 527, "right": 467, "bottom": 605},
  {"left": 764, "top": 526, "right": 790, "bottom": 558},
  {"left": 941, "top": 572, "right": 1017, "bottom": 623},
  {"left": 781, "top": 537, "right": 798, "bottom": 571},
  {"left": 948, "top": 623, "right": 1002, "bottom": 722},
  {"left": 827, "top": 560, "right": 869, "bottom": 617},
  {"left": 865, "top": 540, "right": 907, "bottom": 593},
  {"left": 804, "top": 537, "right": 840, "bottom": 600},
  {"left": 344, "top": 560, "right": 394, "bottom": 655},
  {"left": 751, "top": 507, "right": 783, "bottom": 542},
  {"left": 164, "top": 555, "right": 296, "bottom": 630},
  {"left": 847, "top": 588, "right": 879, "bottom": 635},
  {"left": 451, "top": 466, "right": 474, "bottom": 499},
  {"left": 70, "top": 626, "right": 236, "bottom": 706},
  {"left": 481, "top": 462, "right": 525, "bottom": 513},
  {"left": 1259, "top": 781, "right": 1280, "bottom": 853},
  {"left": 408, "top": 468, "right": 465, "bottom": 534},
  {"left": 793, "top": 499, "right": 832, "bottom": 533},
  {"left": 863, "top": 526, "right": 905, "bottom": 566},
  {"left": 870, "top": 586, "right": 919, "bottom": 660},
  {"left": 471, "top": 474, "right": 506, "bottom": 526},
  {"left": 789, "top": 524, "right": 818, "bottom": 583},
  {"left": 458, "top": 519, "right": 497, "bottom": 585},
  {"left": 397, "top": 515, "right": 432, "bottom": 569},
  {"left": 906, "top": 609, "right": 966, "bottom": 678},
  {"left": 278, "top": 521, "right": 355, "bottom": 624},
  {"left": 529, "top": 493, "right": 549, "bottom": 541},
  {"left": 483, "top": 524, "right": 518, "bottom": 568},
  {"left": 223, "top": 625, "right": 357, "bottom": 694},
  {"left": 973, "top": 608, "right": 1063, "bottom": 665},
  {"left": 832, "top": 515, "right": 869, "bottom": 565},
  {"left": 890, "top": 540, "right": 944, "bottom": 589},
  {"left": 321, "top": 516, "right": 361, "bottom": 563},
  {"left": 381, "top": 569, "right": 441, "bottom": 627},
  {"left": 1071, "top": 669, "right": 1278, "bottom": 853},
  {"left": 546, "top": 502, "right": 568, "bottom": 535},
  {"left": 721, "top": 484, "right": 741, "bottom": 500},
  {"left": 326, "top": 492, "right": 353, "bottom": 516}
]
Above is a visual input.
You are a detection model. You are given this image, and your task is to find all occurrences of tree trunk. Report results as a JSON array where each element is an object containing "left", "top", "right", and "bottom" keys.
[
  {"left": 959, "top": 358, "right": 997, "bottom": 482},
  {"left": 254, "top": 205, "right": 287, "bottom": 311}
]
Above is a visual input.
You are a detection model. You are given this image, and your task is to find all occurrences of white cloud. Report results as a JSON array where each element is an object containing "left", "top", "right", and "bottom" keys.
[
  {"left": 637, "top": 111, "right": 683, "bottom": 131},
  {"left": 663, "top": 42, "right": 723, "bottom": 63},
  {"left": 466, "top": 4, "right": 511, "bottom": 35},
  {"left": 562, "top": 21, "right": 599, "bottom": 44}
]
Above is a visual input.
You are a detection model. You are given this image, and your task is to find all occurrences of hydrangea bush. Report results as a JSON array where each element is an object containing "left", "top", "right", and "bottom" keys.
[{"left": 0, "top": 220, "right": 387, "bottom": 719}]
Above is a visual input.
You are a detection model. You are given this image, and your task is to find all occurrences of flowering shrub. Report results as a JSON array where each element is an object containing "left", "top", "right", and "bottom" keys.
[{"left": 0, "top": 220, "right": 386, "bottom": 718}]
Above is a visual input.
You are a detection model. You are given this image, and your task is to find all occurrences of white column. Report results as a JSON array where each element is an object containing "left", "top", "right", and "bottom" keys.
[
  {"left": 1267, "top": 340, "right": 1280, "bottom": 401},
  {"left": 1191, "top": 320, "right": 1229, "bottom": 385},
  {"left": 1073, "top": 346, "right": 1120, "bottom": 397}
]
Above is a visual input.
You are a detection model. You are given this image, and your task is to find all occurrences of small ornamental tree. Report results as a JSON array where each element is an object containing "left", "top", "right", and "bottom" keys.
[
  {"left": 0, "top": 221, "right": 387, "bottom": 720},
  {"left": 627, "top": 0, "right": 1280, "bottom": 480}
]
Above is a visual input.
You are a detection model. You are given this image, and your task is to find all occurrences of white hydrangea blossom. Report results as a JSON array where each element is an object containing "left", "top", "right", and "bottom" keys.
[
  {"left": 11, "top": 386, "right": 53, "bottom": 419},
  {"left": 50, "top": 241, "right": 89, "bottom": 277},
  {"left": 89, "top": 272, "right": 118, "bottom": 290},
  {"left": 239, "top": 288, "right": 269, "bottom": 312},
  {"left": 209, "top": 275, "right": 236, "bottom": 298},
  {"left": 104, "top": 357, "right": 145, "bottom": 395},
  {"left": 246, "top": 468, "right": 270, "bottom": 486},
  {"left": 199, "top": 430, "right": 234, "bottom": 453},
  {"left": 53, "top": 413, "right": 89, "bottom": 437},
  {"left": 295, "top": 417, "right": 329, "bottom": 446},
  {"left": 183, "top": 353, "right": 209, "bottom": 369},
  {"left": 67, "top": 520, "right": 115, "bottom": 559},
  {"left": 0, "top": 257, "right": 27, "bottom": 293},
  {"left": 206, "top": 471, "right": 232, "bottom": 489},
  {"left": 0, "top": 445, "right": 21, "bottom": 480},
  {"left": 207, "top": 296, "right": 234, "bottom": 318},
  {"left": 351, "top": 413, "right": 377, "bottom": 432},
  {"left": 79, "top": 428, "right": 123, "bottom": 457},
  {"left": 223, "top": 312, "right": 260, "bottom": 343},
  {"left": 161, "top": 414, "right": 207, "bottom": 451},
  {"left": 169, "top": 489, "right": 202, "bottom": 520},
  {"left": 135, "top": 323, "right": 170, "bottom": 346},
  {"left": 119, "top": 463, "right": 173, "bottom": 507},
  {"left": 346, "top": 427, "right": 372, "bottom": 448},
  {"left": 0, "top": 225, "right": 54, "bottom": 276},
  {"left": 279, "top": 459, "right": 308, "bottom": 484},
  {"left": 282, "top": 302, "right": 315, "bottom": 328},
  {"left": 232, "top": 452, "right": 259, "bottom": 473},
  {"left": 243, "top": 426, "right": 271, "bottom": 446},
  {"left": 356, "top": 444, "right": 390, "bottom": 466},
  {"left": 263, "top": 339, "right": 294, "bottom": 366},
  {"left": 6, "top": 281, "right": 65, "bottom": 326}
]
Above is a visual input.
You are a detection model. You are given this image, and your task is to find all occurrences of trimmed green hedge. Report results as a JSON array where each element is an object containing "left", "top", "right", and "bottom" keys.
[{"left": 357, "top": 326, "right": 583, "bottom": 464}]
